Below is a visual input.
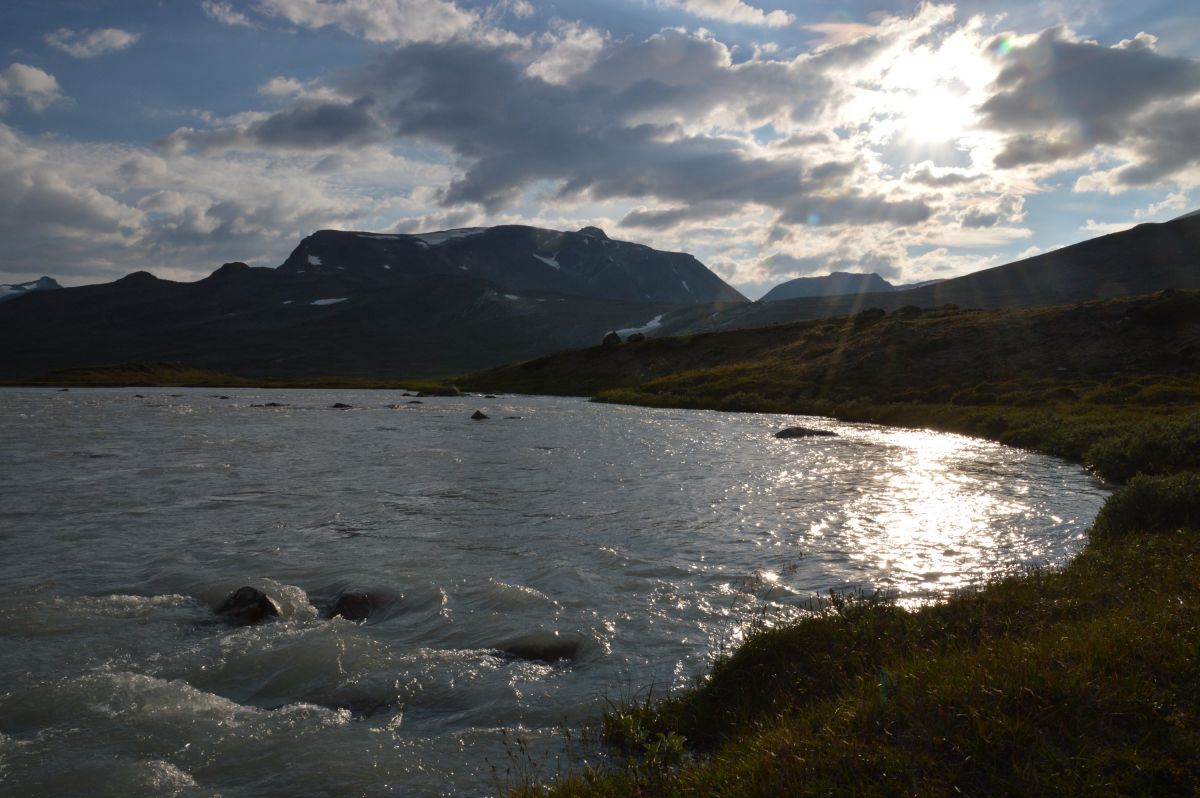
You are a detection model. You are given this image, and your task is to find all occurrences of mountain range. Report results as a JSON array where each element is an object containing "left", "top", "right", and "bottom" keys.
[
  {"left": 0, "top": 226, "right": 743, "bottom": 379},
  {"left": 653, "top": 212, "right": 1200, "bottom": 336},
  {"left": 2, "top": 213, "right": 1199, "bottom": 381}
]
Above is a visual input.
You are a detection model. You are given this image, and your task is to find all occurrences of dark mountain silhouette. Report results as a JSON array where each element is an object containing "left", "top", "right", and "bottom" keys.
[
  {"left": 760, "top": 271, "right": 895, "bottom": 301},
  {"left": 658, "top": 213, "right": 1200, "bottom": 335},
  {"left": 0, "top": 226, "right": 744, "bottom": 380},
  {"left": 0, "top": 276, "right": 61, "bottom": 304}
]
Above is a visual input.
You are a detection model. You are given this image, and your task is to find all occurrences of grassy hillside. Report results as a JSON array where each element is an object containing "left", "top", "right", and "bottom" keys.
[{"left": 460, "top": 291, "right": 1200, "bottom": 796}]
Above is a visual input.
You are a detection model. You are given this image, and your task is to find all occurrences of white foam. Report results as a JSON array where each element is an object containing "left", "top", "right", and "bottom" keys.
[
  {"left": 310, "top": 298, "right": 348, "bottom": 306},
  {"left": 383, "top": 264, "right": 391, "bottom": 270},
  {"left": 307, "top": 254, "right": 322, "bottom": 266},
  {"left": 504, "top": 294, "right": 519, "bottom": 300},
  {"left": 533, "top": 252, "right": 560, "bottom": 270}
]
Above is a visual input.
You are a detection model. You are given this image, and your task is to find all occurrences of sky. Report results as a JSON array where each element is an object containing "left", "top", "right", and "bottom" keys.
[{"left": 1, "top": 1, "right": 1198, "bottom": 299}]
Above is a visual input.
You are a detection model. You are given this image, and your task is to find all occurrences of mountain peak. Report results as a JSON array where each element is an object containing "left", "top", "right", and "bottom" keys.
[{"left": 277, "top": 224, "right": 746, "bottom": 304}]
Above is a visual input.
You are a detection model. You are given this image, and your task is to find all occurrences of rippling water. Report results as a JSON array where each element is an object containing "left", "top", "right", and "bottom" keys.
[{"left": 0, "top": 388, "right": 1107, "bottom": 796}]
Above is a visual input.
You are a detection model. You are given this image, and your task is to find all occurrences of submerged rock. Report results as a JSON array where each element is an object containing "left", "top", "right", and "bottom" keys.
[
  {"left": 326, "top": 591, "right": 377, "bottom": 622},
  {"left": 774, "top": 426, "right": 838, "bottom": 439},
  {"left": 471, "top": 410, "right": 488, "bottom": 420},
  {"left": 493, "top": 632, "right": 586, "bottom": 663},
  {"left": 215, "top": 586, "right": 281, "bottom": 626}
]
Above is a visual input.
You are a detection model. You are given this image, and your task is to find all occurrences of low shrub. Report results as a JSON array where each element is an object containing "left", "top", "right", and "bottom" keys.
[{"left": 1092, "top": 471, "right": 1200, "bottom": 537}]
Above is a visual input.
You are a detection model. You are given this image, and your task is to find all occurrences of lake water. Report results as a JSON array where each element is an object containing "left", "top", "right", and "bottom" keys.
[{"left": 0, "top": 389, "right": 1108, "bottom": 796}]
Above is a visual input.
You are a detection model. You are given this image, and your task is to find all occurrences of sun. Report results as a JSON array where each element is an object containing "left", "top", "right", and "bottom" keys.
[{"left": 899, "top": 84, "right": 976, "bottom": 143}]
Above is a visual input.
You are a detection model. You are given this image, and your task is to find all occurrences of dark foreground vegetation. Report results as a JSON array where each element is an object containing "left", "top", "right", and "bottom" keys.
[{"left": 462, "top": 291, "right": 1200, "bottom": 796}]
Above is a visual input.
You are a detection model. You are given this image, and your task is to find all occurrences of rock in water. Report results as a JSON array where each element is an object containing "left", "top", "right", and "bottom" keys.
[
  {"left": 774, "top": 426, "right": 838, "bottom": 439},
  {"left": 493, "top": 632, "right": 585, "bottom": 662},
  {"left": 215, "top": 586, "right": 281, "bottom": 626},
  {"left": 471, "top": 410, "right": 488, "bottom": 420},
  {"left": 331, "top": 403, "right": 353, "bottom": 409},
  {"left": 327, "top": 591, "right": 375, "bottom": 621}
]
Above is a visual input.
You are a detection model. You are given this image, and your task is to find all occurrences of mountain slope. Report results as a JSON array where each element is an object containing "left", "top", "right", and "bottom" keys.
[
  {"left": 0, "top": 226, "right": 744, "bottom": 379},
  {"left": 760, "top": 271, "right": 894, "bottom": 301},
  {"left": 278, "top": 225, "right": 746, "bottom": 304},
  {"left": 0, "top": 276, "right": 61, "bottom": 303},
  {"left": 664, "top": 213, "right": 1200, "bottom": 334}
]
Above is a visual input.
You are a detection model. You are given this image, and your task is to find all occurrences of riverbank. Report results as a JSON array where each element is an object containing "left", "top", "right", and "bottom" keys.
[{"left": 462, "top": 294, "right": 1200, "bottom": 795}]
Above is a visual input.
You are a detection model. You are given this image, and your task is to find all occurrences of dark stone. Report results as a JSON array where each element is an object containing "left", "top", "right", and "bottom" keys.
[
  {"left": 471, "top": 410, "right": 489, "bottom": 420},
  {"left": 494, "top": 633, "right": 585, "bottom": 663},
  {"left": 327, "top": 591, "right": 376, "bottom": 621},
  {"left": 215, "top": 586, "right": 281, "bottom": 626},
  {"left": 626, "top": 332, "right": 646, "bottom": 342},
  {"left": 504, "top": 416, "right": 522, "bottom": 419},
  {"left": 484, "top": 394, "right": 497, "bottom": 399},
  {"left": 774, "top": 426, "right": 838, "bottom": 439},
  {"left": 407, "top": 400, "right": 423, "bottom": 404},
  {"left": 134, "top": 394, "right": 145, "bottom": 398},
  {"left": 252, "top": 402, "right": 289, "bottom": 408},
  {"left": 331, "top": 403, "right": 353, "bottom": 409},
  {"left": 57, "top": 388, "right": 69, "bottom": 391},
  {"left": 601, "top": 331, "right": 622, "bottom": 347}
]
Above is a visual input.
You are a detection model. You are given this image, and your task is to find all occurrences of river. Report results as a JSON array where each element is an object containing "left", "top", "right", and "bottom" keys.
[{"left": 0, "top": 389, "right": 1107, "bottom": 796}]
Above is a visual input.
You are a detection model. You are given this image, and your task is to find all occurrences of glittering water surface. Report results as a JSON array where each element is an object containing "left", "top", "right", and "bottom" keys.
[{"left": 0, "top": 389, "right": 1107, "bottom": 796}]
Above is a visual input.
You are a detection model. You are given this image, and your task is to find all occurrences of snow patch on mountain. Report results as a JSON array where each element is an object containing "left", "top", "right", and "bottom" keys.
[
  {"left": 310, "top": 297, "right": 347, "bottom": 306},
  {"left": 533, "top": 252, "right": 560, "bottom": 270},
  {"left": 415, "top": 228, "right": 487, "bottom": 246},
  {"left": 307, "top": 254, "right": 322, "bottom": 266},
  {"left": 616, "top": 314, "right": 664, "bottom": 336}
]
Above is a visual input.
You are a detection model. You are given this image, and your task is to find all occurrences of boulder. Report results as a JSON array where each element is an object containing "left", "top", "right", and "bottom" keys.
[
  {"left": 330, "top": 403, "right": 353, "bottom": 409},
  {"left": 774, "top": 426, "right": 838, "bottom": 439},
  {"left": 471, "top": 410, "right": 489, "bottom": 420},
  {"left": 493, "top": 632, "right": 585, "bottom": 663},
  {"left": 326, "top": 591, "right": 376, "bottom": 622},
  {"left": 215, "top": 586, "right": 281, "bottom": 626}
]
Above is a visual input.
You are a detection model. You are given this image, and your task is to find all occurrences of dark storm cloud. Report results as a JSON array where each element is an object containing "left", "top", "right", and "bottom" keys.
[
  {"left": 164, "top": 98, "right": 384, "bottom": 153},
  {"left": 980, "top": 29, "right": 1200, "bottom": 174},
  {"left": 1113, "top": 104, "right": 1200, "bottom": 186},
  {"left": 354, "top": 38, "right": 930, "bottom": 226}
]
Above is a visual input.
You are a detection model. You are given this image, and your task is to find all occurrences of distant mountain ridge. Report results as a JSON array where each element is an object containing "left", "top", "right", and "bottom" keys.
[
  {"left": 656, "top": 213, "right": 1200, "bottom": 335},
  {"left": 0, "top": 225, "right": 744, "bottom": 379},
  {"left": 761, "top": 271, "right": 895, "bottom": 301},
  {"left": 0, "top": 276, "right": 60, "bottom": 303}
]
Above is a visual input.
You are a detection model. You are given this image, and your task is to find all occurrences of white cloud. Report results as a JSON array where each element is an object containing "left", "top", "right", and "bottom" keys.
[
  {"left": 526, "top": 22, "right": 607, "bottom": 84},
  {"left": 1081, "top": 218, "right": 1136, "bottom": 236},
  {"left": 253, "top": 0, "right": 515, "bottom": 45},
  {"left": 0, "top": 63, "right": 66, "bottom": 112},
  {"left": 657, "top": 0, "right": 794, "bottom": 28},
  {"left": 1135, "top": 190, "right": 1192, "bottom": 218},
  {"left": 201, "top": 0, "right": 257, "bottom": 28},
  {"left": 44, "top": 28, "right": 140, "bottom": 59}
]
